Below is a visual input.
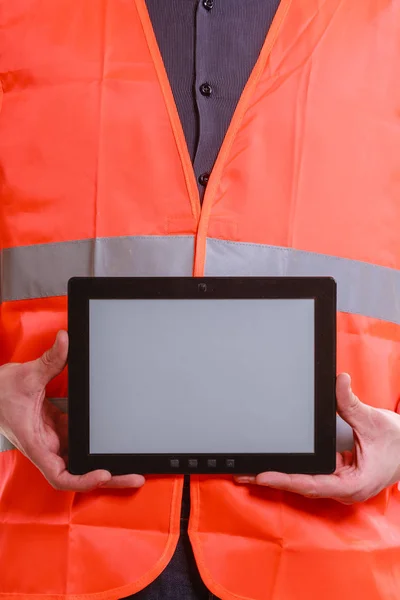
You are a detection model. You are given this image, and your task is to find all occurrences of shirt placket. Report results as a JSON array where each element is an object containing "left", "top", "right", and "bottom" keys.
[{"left": 193, "top": 0, "right": 216, "bottom": 200}]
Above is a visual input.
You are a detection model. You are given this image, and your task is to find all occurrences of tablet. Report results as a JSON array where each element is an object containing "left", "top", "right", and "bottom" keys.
[{"left": 68, "top": 277, "right": 336, "bottom": 475}]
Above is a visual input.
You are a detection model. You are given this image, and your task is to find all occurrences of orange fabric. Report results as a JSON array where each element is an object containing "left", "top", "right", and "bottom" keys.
[
  {"left": 1, "top": 1, "right": 400, "bottom": 599},
  {"left": 0, "top": 0, "right": 189, "bottom": 596},
  {"left": 190, "top": 317, "right": 400, "bottom": 600},
  {"left": 0, "top": 0, "right": 197, "bottom": 249},
  {"left": 188, "top": 2, "right": 400, "bottom": 599},
  {"left": 0, "top": 452, "right": 182, "bottom": 599}
]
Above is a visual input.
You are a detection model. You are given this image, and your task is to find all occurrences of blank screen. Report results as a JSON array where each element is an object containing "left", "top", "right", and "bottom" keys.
[{"left": 89, "top": 299, "right": 315, "bottom": 454}]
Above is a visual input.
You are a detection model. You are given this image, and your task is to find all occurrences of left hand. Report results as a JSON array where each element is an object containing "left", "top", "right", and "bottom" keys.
[{"left": 234, "top": 374, "right": 400, "bottom": 504}]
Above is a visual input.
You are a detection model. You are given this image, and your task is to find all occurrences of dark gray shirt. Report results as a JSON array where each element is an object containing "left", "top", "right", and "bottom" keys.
[
  {"left": 133, "top": 3, "right": 282, "bottom": 597},
  {"left": 145, "top": 0, "right": 281, "bottom": 198}
]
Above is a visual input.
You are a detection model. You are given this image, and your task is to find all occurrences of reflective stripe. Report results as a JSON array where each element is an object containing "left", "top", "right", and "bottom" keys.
[
  {"left": 0, "top": 399, "right": 68, "bottom": 453},
  {"left": 1, "top": 236, "right": 195, "bottom": 302},
  {"left": 205, "top": 238, "right": 400, "bottom": 325},
  {"left": 50, "top": 398, "right": 68, "bottom": 413},
  {"left": 0, "top": 412, "right": 353, "bottom": 454},
  {"left": 2, "top": 235, "right": 399, "bottom": 322},
  {"left": 0, "top": 436, "right": 15, "bottom": 452},
  {"left": 336, "top": 415, "right": 354, "bottom": 452}
]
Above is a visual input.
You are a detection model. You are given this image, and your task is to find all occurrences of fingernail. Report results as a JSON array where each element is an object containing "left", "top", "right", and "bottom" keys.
[
  {"left": 235, "top": 476, "right": 256, "bottom": 484},
  {"left": 98, "top": 471, "right": 112, "bottom": 485}
]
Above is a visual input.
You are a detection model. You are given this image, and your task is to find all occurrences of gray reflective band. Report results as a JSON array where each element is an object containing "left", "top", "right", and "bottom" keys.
[
  {"left": 0, "top": 399, "right": 68, "bottom": 453},
  {"left": 50, "top": 398, "right": 68, "bottom": 413},
  {"left": 0, "top": 436, "right": 15, "bottom": 452},
  {"left": 205, "top": 238, "right": 400, "bottom": 325},
  {"left": 0, "top": 408, "right": 353, "bottom": 453},
  {"left": 2, "top": 235, "right": 399, "bottom": 323},
  {"left": 1, "top": 236, "right": 195, "bottom": 302}
]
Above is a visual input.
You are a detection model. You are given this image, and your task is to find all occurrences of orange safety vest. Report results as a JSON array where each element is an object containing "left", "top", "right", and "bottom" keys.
[{"left": 1, "top": 1, "right": 400, "bottom": 599}]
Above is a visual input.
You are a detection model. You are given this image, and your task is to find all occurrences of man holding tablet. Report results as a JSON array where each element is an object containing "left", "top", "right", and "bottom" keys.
[{"left": 1, "top": 2, "right": 400, "bottom": 600}]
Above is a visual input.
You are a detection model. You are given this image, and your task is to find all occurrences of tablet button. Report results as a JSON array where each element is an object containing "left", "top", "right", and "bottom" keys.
[
  {"left": 207, "top": 459, "right": 217, "bottom": 468},
  {"left": 170, "top": 459, "right": 179, "bottom": 468},
  {"left": 226, "top": 459, "right": 235, "bottom": 468},
  {"left": 188, "top": 459, "right": 198, "bottom": 468}
]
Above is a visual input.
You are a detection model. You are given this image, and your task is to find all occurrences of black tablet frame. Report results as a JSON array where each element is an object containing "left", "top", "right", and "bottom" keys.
[{"left": 68, "top": 277, "right": 336, "bottom": 475}]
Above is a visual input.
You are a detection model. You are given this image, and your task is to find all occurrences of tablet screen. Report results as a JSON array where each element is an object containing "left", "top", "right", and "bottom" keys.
[{"left": 89, "top": 298, "right": 315, "bottom": 455}]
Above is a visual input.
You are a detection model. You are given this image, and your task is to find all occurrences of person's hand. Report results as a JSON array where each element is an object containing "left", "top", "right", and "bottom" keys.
[
  {"left": 234, "top": 374, "right": 400, "bottom": 503},
  {"left": 0, "top": 330, "right": 145, "bottom": 492}
]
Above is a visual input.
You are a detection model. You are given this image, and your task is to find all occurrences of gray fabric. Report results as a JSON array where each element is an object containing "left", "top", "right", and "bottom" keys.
[
  {"left": 0, "top": 436, "right": 15, "bottom": 452},
  {"left": 145, "top": 0, "right": 281, "bottom": 198},
  {"left": 0, "top": 412, "right": 353, "bottom": 454},
  {"left": 205, "top": 238, "right": 400, "bottom": 325},
  {"left": 336, "top": 416, "right": 354, "bottom": 452},
  {"left": 3, "top": 236, "right": 400, "bottom": 324},
  {"left": 0, "top": 236, "right": 195, "bottom": 302}
]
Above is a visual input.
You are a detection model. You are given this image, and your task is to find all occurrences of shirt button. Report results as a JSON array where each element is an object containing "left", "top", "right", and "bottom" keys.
[
  {"left": 202, "top": 0, "right": 214, "bottom": 10},
  {"left": 198, "top": 172, "right": 210, "bottom": 187},
  {"left": 200, "top": 82, "right": 213, "bottom": 97}
]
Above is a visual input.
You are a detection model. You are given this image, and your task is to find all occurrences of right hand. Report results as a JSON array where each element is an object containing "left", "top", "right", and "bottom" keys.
[{"left": 0, "top": 330, "right": 145, "bottom": 492}]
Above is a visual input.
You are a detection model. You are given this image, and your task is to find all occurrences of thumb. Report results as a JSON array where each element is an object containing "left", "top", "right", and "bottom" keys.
[
  {"left": 36, "top": 330, "right": 69, "bottom": 385},
  {"left": 336, "top": 373, "right": 371, "bottom": 432}
]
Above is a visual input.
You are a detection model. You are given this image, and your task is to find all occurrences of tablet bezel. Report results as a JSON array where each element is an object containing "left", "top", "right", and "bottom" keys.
[{"left": 68, "top": 277, "right": 336, "bottom": 475}]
